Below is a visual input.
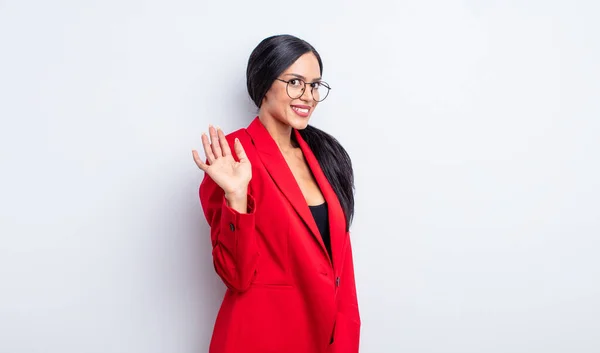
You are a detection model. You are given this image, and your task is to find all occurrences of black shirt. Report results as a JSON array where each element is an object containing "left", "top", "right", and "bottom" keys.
[{"left": 308, "top": 202, "right": 332, "bottom": 260}]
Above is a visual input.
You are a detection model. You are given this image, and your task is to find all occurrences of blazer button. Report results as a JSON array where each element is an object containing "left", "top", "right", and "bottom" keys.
[{"left": 229, "top": 223, "right": 235, "bottom": 231}]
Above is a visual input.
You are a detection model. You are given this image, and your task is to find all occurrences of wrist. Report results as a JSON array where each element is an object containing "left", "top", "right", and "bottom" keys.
[{"left": 224, "top": 188, "right": 248, "bottom": 203}]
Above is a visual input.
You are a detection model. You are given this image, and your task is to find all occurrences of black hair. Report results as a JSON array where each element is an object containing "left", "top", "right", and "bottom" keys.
[{"left": 246, "top": 34, "right": 354, "bottom": 231}]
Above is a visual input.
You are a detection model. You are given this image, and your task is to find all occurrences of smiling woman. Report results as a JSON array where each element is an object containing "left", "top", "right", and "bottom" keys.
[{"left": 192, "top": 34, "right": 360, "bottom": 353}]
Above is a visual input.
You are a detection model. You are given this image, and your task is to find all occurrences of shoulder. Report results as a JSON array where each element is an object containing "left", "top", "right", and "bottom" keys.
[
  {"left": 223, "top": 127, "right": 253, "bottom": 151},
  {"left": 224, "top": 127, "right": 250, "bottom": 143},
  {"left": 222, "top": 127, "right": 256, "bottom": 163}
]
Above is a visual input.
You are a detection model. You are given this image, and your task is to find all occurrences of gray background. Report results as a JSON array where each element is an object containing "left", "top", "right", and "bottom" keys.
[{"left": 1, "top": 0, "right": 599, "bottom": 352}]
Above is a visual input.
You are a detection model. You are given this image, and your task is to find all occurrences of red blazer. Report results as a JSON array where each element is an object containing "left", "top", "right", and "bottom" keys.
[{"left": 200, "top": 117, "right": 361, "bottom": 353}]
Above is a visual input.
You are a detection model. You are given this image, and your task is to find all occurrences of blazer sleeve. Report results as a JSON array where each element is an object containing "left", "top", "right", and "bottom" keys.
[
  {"left": 332, "top": 233, "right": 361, "bottom": 353},
  {"left": 199, "top": 172, "right": 259, "bottom": 292},
  {"left": 340, "top": 234, "right": 360, "bottom": 311}
]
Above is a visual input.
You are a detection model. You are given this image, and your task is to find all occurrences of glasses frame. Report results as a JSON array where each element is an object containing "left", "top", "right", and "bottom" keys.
[{"left": 275, "top": 78, "right": 331, "bottom": 102}]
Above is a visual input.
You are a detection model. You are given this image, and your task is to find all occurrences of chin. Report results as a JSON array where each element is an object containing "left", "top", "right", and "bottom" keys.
[
  {"left": 288, "top": 116, "right": 311, "bottom": 130},
  {"left": 285, "top": 107, "right": 314, "bottom": 130}
]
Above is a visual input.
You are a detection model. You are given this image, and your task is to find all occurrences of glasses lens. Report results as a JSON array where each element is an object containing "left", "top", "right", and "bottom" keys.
[
  {"left": 286, "top": 79, "right": 305, "bottom": 99},
  {"left": 313, "top": 82, "right": 330, "bottom": 102}
]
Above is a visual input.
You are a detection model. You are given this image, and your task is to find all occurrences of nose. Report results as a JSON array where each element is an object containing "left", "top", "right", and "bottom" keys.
[{"left": 299, "top": 83, "right": 313, "bottom": 102}]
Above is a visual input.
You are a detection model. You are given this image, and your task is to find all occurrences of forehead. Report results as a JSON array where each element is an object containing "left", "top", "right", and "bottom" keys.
[{"left": 282, "top": 52, "right": 321, "bottom": 80}]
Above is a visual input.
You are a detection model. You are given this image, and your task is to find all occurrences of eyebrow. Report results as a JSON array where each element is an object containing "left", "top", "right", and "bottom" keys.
[{"left": 283, "top": 73, "right": 322, "bottom": 82}]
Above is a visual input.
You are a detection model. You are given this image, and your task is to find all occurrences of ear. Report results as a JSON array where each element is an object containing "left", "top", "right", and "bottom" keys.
[{"left": 261, "top": 89, "right": 272, "bottom": 107}]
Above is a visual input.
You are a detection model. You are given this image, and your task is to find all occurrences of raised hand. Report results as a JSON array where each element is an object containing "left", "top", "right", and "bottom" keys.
[{"left": 192, "top": 125, "right": 252, "bottom": 200}]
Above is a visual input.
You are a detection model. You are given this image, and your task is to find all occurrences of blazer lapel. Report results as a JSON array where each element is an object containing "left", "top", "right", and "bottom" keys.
[
  {"left": 246, "top": 118, "right": 330, "bottom": 264},
  {"left": 293, "top": 128, "right": 347, "bottom": 271}
]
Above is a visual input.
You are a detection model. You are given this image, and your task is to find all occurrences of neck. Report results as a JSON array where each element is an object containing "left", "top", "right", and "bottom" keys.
[{"left": 258, "top": 112, "right": 296, "bottom": 153}]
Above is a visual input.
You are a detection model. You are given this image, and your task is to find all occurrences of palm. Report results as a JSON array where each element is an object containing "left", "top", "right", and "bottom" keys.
[
  {"left": 192, "top": 125, "right": 252, "bottom": 195},
  {"left": 204, "top": 153, "right": 251, "bottom": 194}
]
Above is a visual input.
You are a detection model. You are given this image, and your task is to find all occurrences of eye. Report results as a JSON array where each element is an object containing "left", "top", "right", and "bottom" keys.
[
  {"left": 289, "top": 79, "right": 302, "bottom": 86},
  {"left": 310, "top": 82, "right": 322, "bottom": 89}
]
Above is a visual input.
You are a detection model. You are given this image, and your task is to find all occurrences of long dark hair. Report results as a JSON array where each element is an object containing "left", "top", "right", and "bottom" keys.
[{"left": 246, "top": 34, "right": 355, "bottom": 231}]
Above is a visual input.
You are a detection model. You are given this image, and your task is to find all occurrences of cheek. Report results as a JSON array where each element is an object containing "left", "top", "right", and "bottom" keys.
[
  {"left": 263, "top": 87, "right": 292, "bottom": 117},
  {"left": 271, "top": 92, "right": 291, "bottom": 113}
]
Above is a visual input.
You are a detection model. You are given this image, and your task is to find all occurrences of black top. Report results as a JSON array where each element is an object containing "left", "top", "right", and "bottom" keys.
[{"left": 308, "top": 202, "right": 332, "bottom": 260}]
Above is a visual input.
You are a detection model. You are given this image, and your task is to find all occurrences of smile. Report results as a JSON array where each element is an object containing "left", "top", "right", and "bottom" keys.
[
  {"left": 291, "top": 105, "right": 311, "bottom": 117},
  {"left": 292, "top": 106, "right": 309, "bottom": 113}
]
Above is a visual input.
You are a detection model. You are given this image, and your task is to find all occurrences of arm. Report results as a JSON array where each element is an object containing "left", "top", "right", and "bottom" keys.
[
  {"left": 339, "top": 236, "right": 360, "bottom": 315},
  {"left": 199, "top": 172, "right": 259, "bottom": 292},
  {"left": 332, "top": 234, "right": 361, "bottom": 353}
]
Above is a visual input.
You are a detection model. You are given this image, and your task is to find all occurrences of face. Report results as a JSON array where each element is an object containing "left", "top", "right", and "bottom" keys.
[{"left": 260, "top": 52, "right": 323, "bottom": 131}]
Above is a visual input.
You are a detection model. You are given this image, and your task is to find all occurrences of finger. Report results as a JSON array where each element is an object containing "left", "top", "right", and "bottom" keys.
[
  {"left": 192, "top": 150, "right": 209, "bottom": 171},
  {"left": 217, "top": 128, "right": 232, "bottom": 157},
  {"left": 234, "top": 138, "right": 248, "bottom": 162},
  {"left": 201, "top": 133, "right": 216, "bottom": 163},
  {"left": 209, "top": 125, "right": 223, "bottom": 158}
]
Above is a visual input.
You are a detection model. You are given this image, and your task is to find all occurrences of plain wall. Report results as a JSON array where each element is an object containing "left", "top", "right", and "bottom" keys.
[{"left": 1, "top": 0, "right": 599, "bottom": 352}]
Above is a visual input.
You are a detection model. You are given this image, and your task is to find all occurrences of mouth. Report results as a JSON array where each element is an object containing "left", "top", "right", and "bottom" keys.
[{"left": 291, "top": 104, "right": 311, "bottom": 117}]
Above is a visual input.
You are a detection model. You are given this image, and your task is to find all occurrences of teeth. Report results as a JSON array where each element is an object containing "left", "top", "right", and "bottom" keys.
[{"left": 292, "top": 107, "right": 309, "bottom": 113}]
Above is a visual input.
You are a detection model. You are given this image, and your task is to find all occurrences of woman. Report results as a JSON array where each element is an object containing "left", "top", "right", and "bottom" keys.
[{"left": 192, "top": 34, "right": 361, "bottom": 353}]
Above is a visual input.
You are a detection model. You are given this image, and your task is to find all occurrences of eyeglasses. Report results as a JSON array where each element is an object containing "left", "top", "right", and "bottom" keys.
[{"left": 275, "top": 78, "right": 331, "bottom": 102}]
